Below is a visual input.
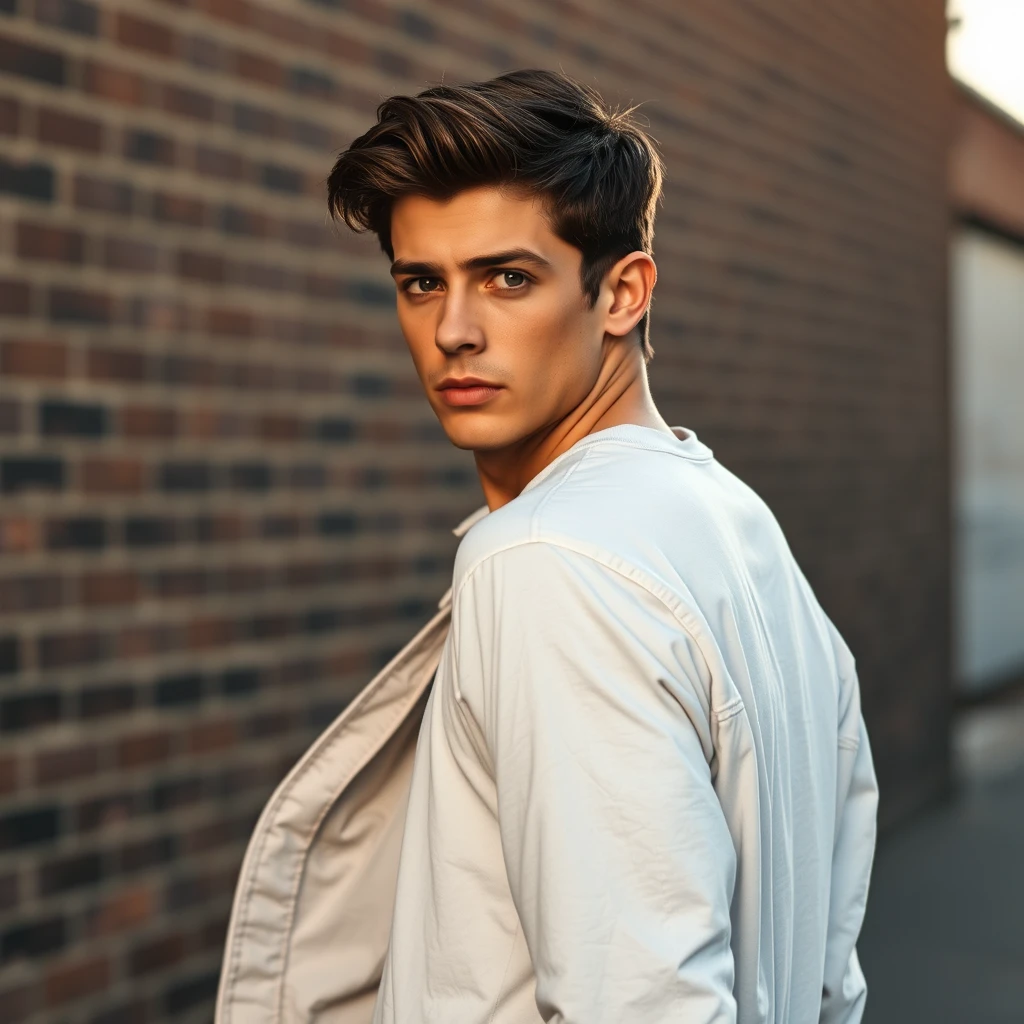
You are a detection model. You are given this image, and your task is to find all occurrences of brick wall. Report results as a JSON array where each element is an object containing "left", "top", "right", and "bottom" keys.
[{"left": 0, "top": 1, "right": 950, "bottom": 1021}]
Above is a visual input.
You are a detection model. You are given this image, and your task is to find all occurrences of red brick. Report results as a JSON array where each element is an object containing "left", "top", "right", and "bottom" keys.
[
  {"left": 116, "top": 730, "right": 173, "bottom": 769},
  {"left": 16, "top": 220, "right": 86, "bottom": 263},
  {"left": 45, "top": 954, "right": 111, "bottom": 1007},
  {"left": 0, "top": 94, "right": 19, "bottom": 135},
  {"left": 35, "top": 743, "right": 99, "bottom": 787},
  {"left": 87, "top": 346, "right": 147, "bottom": 383},
  {"left": 176, "top": 247, "right": 226, "bottom": 283},
  {"left": 129, "top": 933, "right": 186, "bottom": 976},
  {"left": 0, "top": 517, "right": 40, "bottom": 553},
  {"left": 120, "top": 404, "right": 177, "bottom": 438},
  {"left": 0, "top": 277, "right": 32, "bottom": 317},
  {"left": 185, "top": 615, "right": 236, "bottom": 651},
  {"left": 116, "top": 12, "right": 177, "bottom": 57},
  {"left": 37, "top": 106, "right": 104, "bottom": 153},
  {"left": 80, "top": 457, "right": 146, "bottom": 494},
  {"left": 80, "top": 569, "right": 140, "bottom": 607},
  {"left": 206, "top": 306, "right": 253, "bottom": 337},
  {"left": 201, "top": 0, "right": 255, "bottom": 29},
  {"left": 187, "top": 717, "right": 237, "bottom": 755},
  {"left": 0, "top": 754, "right": 18, "bottom": 795},
  {"left": 86, "top": 885, "right": 153, "bottom": 937},
  {"left": 161, "top": 81, "right": 217, "bottom": 121},
  {"left": 0, "top": 572, "right": 64, "bottom": 612},
  {"left": 103, "top": 236, "right": 160, "bottom": 273},
  {"left": 82, "top": 60, "right": 148, "bottom": 106},
  {"left": 258, "top": 413, "right": 303, "bottom": 442},
  {"left": 1, "top": 339, "right": 67, "bottom": 379},
  {"left": 233, "top": 48, "right": 283, "bottom": 87}
]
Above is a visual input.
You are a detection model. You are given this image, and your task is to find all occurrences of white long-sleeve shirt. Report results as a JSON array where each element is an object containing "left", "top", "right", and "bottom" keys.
[{"left": 373, "top": 422, "right": 878, "bottom": 1024}]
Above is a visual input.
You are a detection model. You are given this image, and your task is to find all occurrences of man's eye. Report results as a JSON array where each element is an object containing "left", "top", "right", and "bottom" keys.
[
  {"left": 406, "top": 278, "right": 442, "bottom": 294},
  {"left": 493, "top": 271, "right": 528, "bottom": 290}
]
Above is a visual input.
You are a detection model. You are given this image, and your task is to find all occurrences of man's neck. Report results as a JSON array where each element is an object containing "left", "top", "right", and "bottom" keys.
[{"left": 474, "top": 346, "right": 674, "bottom": 512}]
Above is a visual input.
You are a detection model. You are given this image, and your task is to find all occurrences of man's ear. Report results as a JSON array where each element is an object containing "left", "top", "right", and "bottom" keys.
[{"left": 603, "top": 251, "right": 657, "bottom": 339}]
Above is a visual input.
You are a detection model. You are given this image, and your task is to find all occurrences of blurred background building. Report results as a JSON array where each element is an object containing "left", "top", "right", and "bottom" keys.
[{"left": 0, "top": 0, "right": 1018, "bottom": 1022}]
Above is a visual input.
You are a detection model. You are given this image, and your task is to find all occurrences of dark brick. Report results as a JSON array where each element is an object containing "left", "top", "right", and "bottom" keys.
[
  {"left": 124, "top": 128, "right": 174, "bottom": 166},
  {"left": 16, "top": 220, "right": 85, "bottom": 263},
  {"left": 38, "top": 629, "right": 107, "bottom": 669},
  {"left": 0, "top": 33, "right": 65, "bottom": 85},
  {"left": 1, "top": 456, "right": 63, "bottom": 493},
  {"left": 349, "top": 279, "right": 394, "bottom": 307},
  {"left": 288, "top": 64, "right": 334, "bottom": 98},
  {"left": 37, "top": 106, "right": 103, "bottom": 152},
  {"left": 161, "top": 82, "right": 216, "bottom": 121},
  {"left": 0, "top": 157, "right": 55, "bottom": 201},
  {"left": 352, "top": 372, "right": 390, "bottom": 396},
  {"left": 0, "top": 871, "right": 18, "bottom": 912},
  {"left": 48, "top": 286, "right": 112, "bottom": 323},
  {"left": 47, "top": 515, "right": 106, "bottom": 551},
  {"left": 233, "top": 100, "right": 279, "bottom": 138},
  {"left": 79, "top": 682, "right": 136, "bottom": 719},
  {"left": 0, "top": 393, "right": 16, "bottom": 430},
  {"left": 124, "top": 516, "right": 176, "bottom": 547},
  {"left": 116, "top": 11, "right": 176, "bottom": 57},
  {"left": 38, "top": 851, "right": 103, "bottom": 895},
  {"left": 129, "top": 933, "right": 185, "bottom": 976},
  {"left": 1, "top": 692, "right": 61, "bottom": 732},
  {"left": 2, "top": 916, "right": 66, "bottom": 959},
  {"left": 163, "top": 970, "right": 219, "bottom": 1015},
  {"left": 88, "top": 999, "right": 149, "bottom": 1024},
  {"left": 228, "top": 461, "right": 271, "bottom": 491},
  {"left": 399, "top": 9, "right": 435, "bottom": 40},
  {"left": 74, "top": 173, "right": 134, "bottom": 214},
  {"left": 221, "top": 665, "right": 260, "bottom": 698},
  {"left": 159, "top": 461, "right": 212, "bottom": 492},
  {"left": 40, "top": 398, "right": 107, "bottom": 437},
  {"left": 0, "top": 807, "right": 59, "bottom": 850},
  {"left": 318, "top": 510, "right": 357, "bottom": 536},
  {"left": 150, "top": 775, "right": 203, "bottom": 813},
  {"left": 0, "top": 94, "right": 17, "bottom": 135},
  {"left": 119, "top": 833, "right": 177, "bottom": 873},
  {"left": 261, "top": 163, "right": 303, "bottom": 194},
  {"left": 316, "top": 416, "right": 354, "bottom": 442},
  {"left": 35, "top": 0, "right": 100, "bottom": 36},
  {"left": 0, "top": 573, "right": 63, "bottom": 613},
  {"left": 154, "top": 671, "right": 203, "bottom": 707},
  {"left": 77, "top": 791, "right": 140, "bottom": 832},
  {"left": 0, "top": 635, "right": 17, "bottom": 675}
]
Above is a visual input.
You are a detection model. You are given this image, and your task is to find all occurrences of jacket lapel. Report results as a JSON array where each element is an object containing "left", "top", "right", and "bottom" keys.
[{"left": 215, "top": 505, "right": 488, "bottom": 1023}]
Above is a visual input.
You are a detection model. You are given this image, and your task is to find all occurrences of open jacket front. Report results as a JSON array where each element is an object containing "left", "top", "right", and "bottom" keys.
[
  {"left": 216, "top": 422, "right": 878, "bottom": 1024},
  {"left": 215, "top": 505, "right": 489, "bottom": 1024}
]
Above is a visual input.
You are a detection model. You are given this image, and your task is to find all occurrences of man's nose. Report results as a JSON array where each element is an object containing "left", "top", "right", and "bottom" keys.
[{"left": 434, "top": 288, "right": 484, "bottom": 353}]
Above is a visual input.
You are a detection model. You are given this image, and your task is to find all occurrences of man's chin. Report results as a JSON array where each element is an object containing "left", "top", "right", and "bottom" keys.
[{"left": 438, "top": 416, "right": 522, "bottom": 453}]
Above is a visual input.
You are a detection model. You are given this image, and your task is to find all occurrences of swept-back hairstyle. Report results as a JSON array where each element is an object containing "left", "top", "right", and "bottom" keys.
[{"left": 327, "top": 69, "right": 664, "bottom": 362}]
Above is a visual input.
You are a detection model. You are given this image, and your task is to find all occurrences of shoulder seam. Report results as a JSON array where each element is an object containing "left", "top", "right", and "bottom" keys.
[{"left": 454, "top": 533, "right": 714, "bottom": 677}]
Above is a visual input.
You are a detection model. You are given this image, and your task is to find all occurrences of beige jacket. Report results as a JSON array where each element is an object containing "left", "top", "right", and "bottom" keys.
[{"left": 216, "top": 424, "right": 878, "bottom": 1024}]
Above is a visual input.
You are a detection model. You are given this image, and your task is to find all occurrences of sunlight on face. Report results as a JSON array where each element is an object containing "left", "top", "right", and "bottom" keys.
[{"left": 389, "top": 186, "right": 607, "bottom": 452}]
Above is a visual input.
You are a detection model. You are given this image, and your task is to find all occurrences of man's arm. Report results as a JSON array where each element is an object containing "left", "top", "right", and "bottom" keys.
[
  {"left": 820, "top": 627, "right": 879, "bottom": 1024},
  {"left": 453, "top": 541, "right": 738, "bottom": 1024}
]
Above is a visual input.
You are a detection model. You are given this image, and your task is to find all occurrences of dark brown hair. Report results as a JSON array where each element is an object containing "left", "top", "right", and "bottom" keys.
[{"left": 326, "top": 69, "right": 664, "bottom": 362}]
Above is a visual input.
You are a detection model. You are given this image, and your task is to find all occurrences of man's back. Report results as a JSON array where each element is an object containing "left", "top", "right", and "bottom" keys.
[{"left": 374, "top": 422, "right": 877, "bottom": 1024}]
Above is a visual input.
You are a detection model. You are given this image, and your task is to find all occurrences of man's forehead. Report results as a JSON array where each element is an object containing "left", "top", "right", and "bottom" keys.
[{"left": 390, "top": 187, "right": 557, "bottom": 258}]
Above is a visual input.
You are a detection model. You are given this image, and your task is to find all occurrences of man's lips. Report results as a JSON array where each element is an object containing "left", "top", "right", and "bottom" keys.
[{"left": 437, "top": 382, "right": 504, "bottom": 407}]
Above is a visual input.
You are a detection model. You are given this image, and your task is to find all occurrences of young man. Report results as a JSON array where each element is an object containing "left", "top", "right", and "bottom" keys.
[{"left": 216, "top": 70, "right": 878, "bottom": 1024}]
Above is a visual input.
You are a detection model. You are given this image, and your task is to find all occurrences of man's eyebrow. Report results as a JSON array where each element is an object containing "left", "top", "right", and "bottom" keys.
[{"left": 389, "top": 248, "right": 552, "bottom": 278}]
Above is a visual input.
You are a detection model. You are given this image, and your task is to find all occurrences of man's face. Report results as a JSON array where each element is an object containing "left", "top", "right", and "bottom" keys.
[{"left": 389, "top": 186, "right": 607, "bottom": 452}]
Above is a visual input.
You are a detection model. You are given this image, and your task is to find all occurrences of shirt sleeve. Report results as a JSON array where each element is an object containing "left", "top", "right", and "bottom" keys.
[
  {"left": 452, "top": 541, "right": 739, "bottom": 1024},
  {"left": 819, "top": 625, "right": 879, "bottom": 1024}
]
